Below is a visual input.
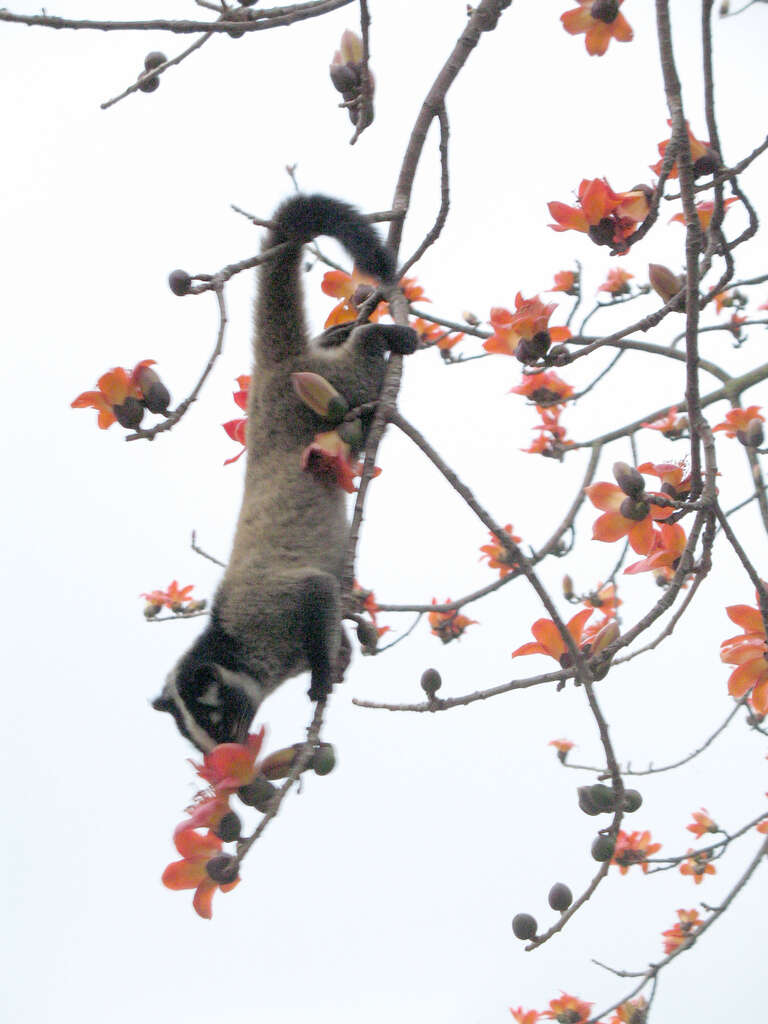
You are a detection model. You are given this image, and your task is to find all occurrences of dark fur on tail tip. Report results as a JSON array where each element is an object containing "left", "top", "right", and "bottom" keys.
[{"left": 271, "top": 193, "right": 396, "bottom": 283}]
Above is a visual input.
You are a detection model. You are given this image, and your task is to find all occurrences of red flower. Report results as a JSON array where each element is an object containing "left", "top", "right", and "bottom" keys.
[
  {"left": 713, "top": 405, "right": 764, "bottom": 439},
  {"left": 479, "top": 524, "right": 522, "bottom": 578},
  {"left": 680, "top": 849, "right": 716, "bottom": 884},
  {"left": 610, "top": 998, "right": 648, "bottom": 1024},
  {"left": 509, "top": 371, "right": 574, "bottom": 408},
  {"left": 162, "top": 829, "right": 239, "bottom": 919},
  {"left": 429, "top": 599, "right": 477, "bottom": 643},
  {"left": 585, "top": 481, "right": 671, "bottom": 554},
  {"left": 597, "top": 267, "right": 634, "bottom": 295},
  {"left": 583, "top": 581, "right": 621, "bottom": 618},
  {"left": 321, "top": 268, "right": 383, "bottom": 327},
  {"left": 561, "top": 0, "right": 633, "bottom": 56},
  {"left": 140, "top": 580, "right": 196, "bottom": 611},
  {"left": 549, "top": 178, "right": 649, "bottom": 252},
  {"left": 611, "top": 830, "right": 661, "bottom": 874},
  {"left": 544, "top": 993, "right": 592, "bottom": 1023},
  {"left": 193, "top": 731, "right": 265, "bottom": 793},
  {"left": 483, "top": 295, "right": 571, "bottom": 359},
  {"left": 662, "top": 908, "right": 702, "bottom": 954},
  {"left": 301, "top": 429, "right": 360, "bottom": 493},
  {"left": 651, "top": 120, "right": 718, "bottom": 179},
  {"left": 223, "top": 376, "right": 251, "bottom": 465},
  {"left": 410, "top": 317, "right": 463, "bottom": 350},
  {"left": 523, "top": 408, "right": 574, "bottom": 459},
  {"left": 510, "top": 1009, "right": 541, "bottom": 1024},
  {"left": 637, "top": 460, "right": 691, "bottom": 499},
  {"left": 670, "top": 197, "right": 738, "bottom": 230},
  {"left": 174, "top": 791, "right": 232, "bottom": 838}
]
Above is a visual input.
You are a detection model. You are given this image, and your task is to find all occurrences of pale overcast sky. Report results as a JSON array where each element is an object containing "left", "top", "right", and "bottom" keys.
[{"left": 3, "top": 2, "right": 768, "bottom": 1022}]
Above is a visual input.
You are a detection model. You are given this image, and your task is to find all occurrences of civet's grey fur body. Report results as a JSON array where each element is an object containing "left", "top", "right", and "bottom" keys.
[{"left": 153, "top": 194, "right": 417, "bottom": 752}]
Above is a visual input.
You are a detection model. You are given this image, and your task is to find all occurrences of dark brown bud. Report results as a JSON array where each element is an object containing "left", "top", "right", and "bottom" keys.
[
  {"left": 693, "top": 148, "right": 721, "bottom": 179},
  {"left": 337, "top": 417, "right": 364, "bottom": 449},
  {"left": 591, "top": 835, "right": 615, "bottom": 862},
  {"left": 547, "top": 883, "right": 573, "bottom": 912},
  {"left": 329, "top": 62, "right": 360, "bottom": 93},
  {"left": 613, "top": 461, "right": 645, "bottom": 498},
  {"left": 168, "top": 269, "right": 191, "bottom": 296},
  {"left": 622, "top": 789, "right": 643, "bottom": 813},
  {"left": 356, "top": 619, "right": 379, "bottom": 651},
  {"left": 144, "top": 51, "right": 167, "bottom": 71},
  {"left": 137, "top": 72, "right": 160, "bottom": 93},
  {"left": 588, "top": 783, "right": 616, "bottom": 812},
  {"left": 144, "top": 381, "right": 171, "bottom": 415},
  {"left": 577, "top": 786, "right": 602, "bottom": 816},
  {"left": 205, "top": 854, "right": 239, "bottom": 885},
  {"left": 238, "top": 776, "right": 278, "bottom": 812},
  {"left": 420, "top": 668, "right": 442, "bottom": 699},
  {"left": 548, "top": 344, "right": 571, "bottom": 366},
  {"left": 350, "top": 283, "right": 375, "bottom": 308},
  {"left": 591, "top": 0, "right": 619, "bottom": 23},
  {"left": 312, "top": 742, "right": 336, "bottom": 776},
  {"left": 588, "top": 217, "right": 616, "bottom": 248},
  {"left": 214, "top": 810, "right": 242, "bottom": 843},
  {"left": 511, "top": 913, "right": 537, "bottom": 940},
  {"left": 113, "top": 397, "right": 145, "bottom": 430},
  {"left": 562, "top": 574, "right": 575, "bottom": 600},
  {"left": 744, "top": 418, "right": 765, "bottom": 449},
  {"left": 620, "top": 497, "right": 650, "bottom": 522}
]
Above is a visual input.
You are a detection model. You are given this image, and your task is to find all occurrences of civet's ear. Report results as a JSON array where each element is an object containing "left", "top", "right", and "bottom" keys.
[{"left": 152, "top": 694, "right": 174, "bottom": 713}]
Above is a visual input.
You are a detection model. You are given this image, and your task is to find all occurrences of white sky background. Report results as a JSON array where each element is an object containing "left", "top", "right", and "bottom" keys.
[{"left": 3, "top": 1, "right": 768, "bottom": 1021}]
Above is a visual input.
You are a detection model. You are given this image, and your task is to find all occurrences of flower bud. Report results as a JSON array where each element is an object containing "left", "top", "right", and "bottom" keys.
[
  {"left": 648, "top": 263, "right": 683, "bottom": 304},
  {"left": 134, "top": 365, "right": 171, "bottom": 414},
  {"left": 589, "top": 620, "right": 619, "bottom": 659},
  {"left": 137, "top": 72, "right": 160, "bottom": 93},
  {"left": 214, "top": 810, "right": 242, "bottom": 843},
  {"left": 511, "top": 913, "right": 537, "bottom": 941},
  {"left": 144, "top": 51, "right": 167, "bottom": 71},
  {"left": 548, "top": 883, "right": 573, "bottom": 912},
  {"left": 420, "top": 667, "right": 442, "bottom": 699},
  {"left": 168, "top": 269, "right": 191, "bottom": 296},
  {"left": 205, "top": 854, "right": 239, "bottom": 885},
  {"left": 622, "top": 789, "right": 643, "bottom": 813},
  {"left": 693, "top": 148, "right": 721, "bottom": 179},
  {"left": 336, "top": 418, "right": 364, "bottom": 449},
  {"left": 562, "top": 574, "right": 574, "bottom": 600},
  {"left": 291, "top": 372, "right": 349, "bottom": 422},
  {"left": 260, "top": 745, "right": 304, "bottom": 781},
  {"left": 591, "top": 835, "right": 615, "bottom": 861},
  {"left": 351, "top": 284, "right": 375, "bottom": 308},
  {"left": 620, "top": 497, "right": 650, "bottom": 522},
  {"left": 577, "top": 786, "right": 601, "bottom": 816},
  {"left": 329, "top": 61, "right": 359, "bottom": 93},
  {"left": 462, "top": 311, "right": 480, "bottom": 326},
  {"left": 548, "top": 344, "right": 571, "bottom": 366},
  {"left": 356, "top": 619, "right": 379, "bottom": 652},
  {"left": 613, "top": 461, "right": 645, "bottom": 498},
  {"left": 744, "top": 418, "right": 765, "bottom": 449},
  {"left": 238, "top": 776, "right": 278, "bottom": 812},
  {"left": 143, "top": 602, "right": 161, "bottom": 619},
  {"left": 113, "top": 396, "right": 145, "bottom": 430},
  {"left": 587, "top": 783, "right": 616, "bottom": 812},
  {"left": 312, "top": 742, "right": 336, "bottom": 776}
]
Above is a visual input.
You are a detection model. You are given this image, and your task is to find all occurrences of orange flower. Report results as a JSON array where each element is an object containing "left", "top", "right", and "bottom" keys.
[
  {"left": 523, "top": 407, "right": 574, "bottom": 459},
  {"left": 140, "top": 580, "right": 196, "bottom": 610},
  {"left": 611, "top": 830, "right": 661, "bottom": 874},
  {"left": 174, "top": 791, "right": 232, "bottom": 838},
  {"left": 585, "top": 481, "right": 671, "bottom": 554},
  {"left": 713, "top": 405, "right": 764, "bottom": 439},
  {"left": 479, "top": 523, "right": 522, "bottom": 578},
  {"left": 561, "top": 0, "right": 633, "bottom": 56},
  {"left": 550, "top": 270, "right": 578, "bottom": 294},
  {"left": 680, "top": 849, "right": 716, "bottom": 884},
  {"left": 510, "top": 1009, "right": 541, "bottom": 1024},
  {"left": 583, "top": 581, "right": 621, "bottom": 618},
  {"left": 720, "top": 601, "right": 768, "bottom": 714},
  {"left": 71, "top": 366, "right": 141, "bottom": 429},
  {"left": 162, "top": 829, "right": 239, "bottom": 919},
  {"left": 429, "top": 599, "right": 477, "bottom": 644},
  {"left": 610, "top": 997, "right": 648, "bottom": 1024},
  {"left": 687, "top": 808, "right": 718, "bottom": 839},
  {"left": 509, "top": 371, "right": 574, "bottom": 408},
  {"left": 194, "top": 731, "right": 265, "bottom": 792},
  {"left": 549, "top": 178, "right": 649, "bottom": 252},
  {"left": 399, "top": 276, "right": 430, "bottom": 304},
  {"left": 637, "top": 460, "right": 691, "bottom": 499},
  {"left": 661, "top": 908, "right": 702, "bottom": 954},
  {"left": 641, "top": 406, "right": 687, "bottom": 436},
  {"left": 544, "top": 993, "right": 592, "bottom": 1023},
  {"left": 320, "top": 268, "right": 384, "bottom": 326},
  {"left": 483, "top": 295, "right": 571, "bottom": 360},
  {"left": 670, "top": 197, "right": 738, "bottom": 231},
  {"left": 549, "top": 739, "right": 574, "bottom": 765},
  {"left": 624, "top": 522, "right": 687, "bottom": 575},
  {"left": 410, "top": 317, "right": 463, "bottom": 350},
  {"left": 651, "top": 121, "right": 718, "bottom": 179},
  {"left": 511, "top": 608, "right": 594, "bottom": 665},
  {"left": 598, "top": 267, "right": 634, "bottom": 295}
]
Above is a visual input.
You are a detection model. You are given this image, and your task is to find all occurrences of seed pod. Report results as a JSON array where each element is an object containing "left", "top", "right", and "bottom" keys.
[
  {"left": 113, "top": 396, "right": 145, "bottom": 430},
  {"left": 238, "top": 776, "right": 278, "bottom": 812},
  {"left": 205, "top": 854, "right": 239, "bottom": 885},
  {"left": 511, "top": 913, "right": 537, "bottom": 941},
  {"left": 547, "top": 883, "right": 573, "bottom": 912},
  {"left": 168, "top": 269, "right": 192, "bottom": 296},
  {"left": 622, "top": 789, "right": 643, "bottom": 813},
  {"left": 312, "top": 743, "right": 336, "bottom": 776},
  {"left": 214, "top": 810, "right": 242, "bottom": 843},
  {"left": 591, "top": 835, "right": 615, "bottom": 862},
  {"left": 144, "top": 51, "right": 167, "bottom": 71},
  {"left": 420, "top": 668, "right": 442, "bottom": 699},
  {"left": 613, "top": 461, "right": 645, "bottom": 499}
]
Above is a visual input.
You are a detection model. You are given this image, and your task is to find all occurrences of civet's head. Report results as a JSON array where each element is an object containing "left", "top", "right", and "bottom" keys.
[{"left": 152, "top": 625, "right": 263, "bottom": 753}]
